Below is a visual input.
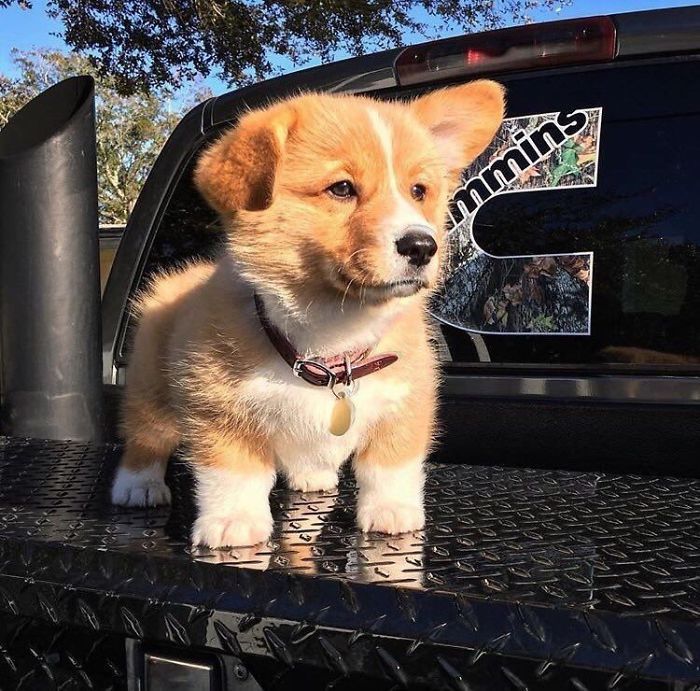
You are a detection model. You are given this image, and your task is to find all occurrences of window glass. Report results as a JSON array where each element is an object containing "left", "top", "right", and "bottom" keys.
[
  {"left": 434, "top": 59, "right": 700, "bottom": 368},
  {"left": 99, "top": 226, "right": 124, "bottom": 295},
  {"left": 120, "top": 156, "right": 225, "bottom": 357},
  {"left": 139, "top": 158, "right": 224, "bottom": 286},
  {"left": 132, "top": 59, "right": 700, "bottom": 371}
]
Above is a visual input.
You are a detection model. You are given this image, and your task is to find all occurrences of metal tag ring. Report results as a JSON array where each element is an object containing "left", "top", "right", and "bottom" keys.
[{"left": 332, "top": 379, "right": 359, "bottom": 399}]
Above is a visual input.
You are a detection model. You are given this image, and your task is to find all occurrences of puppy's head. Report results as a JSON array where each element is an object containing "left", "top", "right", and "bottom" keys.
[{"left": 195, "top": 82, "right": 504, "bottom": 309}]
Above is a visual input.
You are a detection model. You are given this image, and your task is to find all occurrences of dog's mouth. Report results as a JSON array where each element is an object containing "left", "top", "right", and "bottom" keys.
[
  {"left": 362, "top": 278, "right": 427, "bottom": 300},
  {"left": 332, "top": 269, "right": 428, "bottom": 302}
]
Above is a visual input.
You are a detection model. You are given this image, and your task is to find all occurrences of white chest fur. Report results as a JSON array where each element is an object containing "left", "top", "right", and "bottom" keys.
[{"left": 239, "top": 356, "right": 408, "bottom": 482}]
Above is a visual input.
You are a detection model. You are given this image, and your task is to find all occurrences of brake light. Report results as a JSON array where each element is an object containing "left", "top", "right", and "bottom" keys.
[{"left": 394, "top": 17, "right": 616, "bottom": 86}]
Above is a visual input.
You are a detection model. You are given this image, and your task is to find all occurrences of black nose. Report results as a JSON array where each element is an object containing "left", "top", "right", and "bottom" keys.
[{"left": 396, "top": 229, "right": 438, "bottom": 267}]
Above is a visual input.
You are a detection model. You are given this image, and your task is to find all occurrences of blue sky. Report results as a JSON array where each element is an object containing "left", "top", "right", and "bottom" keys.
[{"left": 1, "top": 0, "right": 697, "bottom": 95}]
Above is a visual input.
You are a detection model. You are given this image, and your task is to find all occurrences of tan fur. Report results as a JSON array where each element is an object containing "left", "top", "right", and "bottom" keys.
[
  {"left": 115, "top": 81, "right": 505, "bottom": 546},
  {"left": 119, "top": 265, "right": 214, "bottom": 471}
]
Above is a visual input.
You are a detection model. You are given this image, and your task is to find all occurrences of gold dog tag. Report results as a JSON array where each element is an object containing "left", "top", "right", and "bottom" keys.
[{"left": 329, "top": 391, "right": 355, "bottom": 436}]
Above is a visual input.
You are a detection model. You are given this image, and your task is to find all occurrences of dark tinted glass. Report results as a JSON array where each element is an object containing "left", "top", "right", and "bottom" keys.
[
  {"left": 140, "top": 159, "right": 225, "bottom": 285},
  {"left": 121, "top": 156, "right": 225, "bottom": 355},
  {"left": 436, "top": 58, "right": 700, "bottom": 369},
  {"left": 134, "top": 58, "right": 700, "bottom": 372}
]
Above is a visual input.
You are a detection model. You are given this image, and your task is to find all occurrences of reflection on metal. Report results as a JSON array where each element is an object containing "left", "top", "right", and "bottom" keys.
[
  {"left": 443, "top": 374, "right": 700, "bottom": 404},
  {"left": 329, "top": 67, "right": 397, "bottom": 94},
  {"left": 145, "top": 654, "right": 213, "bottom": 691},
  {"left": 1, "top": 438, "right": 699, "bottom": 687},
  {"left": 126, "top": 638, "right": 263, "bottom": 691}
]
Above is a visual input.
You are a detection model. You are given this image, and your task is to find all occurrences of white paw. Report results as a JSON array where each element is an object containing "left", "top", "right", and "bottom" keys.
[
  {"left": 357, "top": 501, "right": 425, "bottom": 535},
  {"left": 111, "top": 466, "right": 171, "bottom": 507},
  {"left": 286, "top": 468, "right": 339, "bottom": 492},
  {"left": 192, "top": 511, "right": 273, "bottom": 549}
]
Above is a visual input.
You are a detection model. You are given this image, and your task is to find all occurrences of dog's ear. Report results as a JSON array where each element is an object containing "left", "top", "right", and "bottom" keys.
[
  {"left": 194, "top": 103, "right": 295, "bottom": 214},
  {"left": 410, "top": 80, "right": 505, "bottom": 182}
]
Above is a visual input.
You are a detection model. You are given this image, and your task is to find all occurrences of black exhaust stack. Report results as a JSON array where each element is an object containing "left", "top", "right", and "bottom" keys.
[{"left": 0, "top": 76, "right": 104, "bottom": 442}]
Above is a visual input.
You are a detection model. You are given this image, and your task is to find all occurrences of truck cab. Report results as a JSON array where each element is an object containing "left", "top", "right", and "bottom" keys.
[{"left": 103, "top": 6, "right": 700, "bottom": 474}]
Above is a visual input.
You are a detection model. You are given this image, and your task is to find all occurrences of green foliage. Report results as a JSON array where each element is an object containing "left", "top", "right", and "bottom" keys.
[
  {"left": 549, "top": 138, "right": 579, "bottom": 186},
  {"left": 527, "top": 314, "right": 556, "bottom": 332},
  {"left": 0, "top": 48, "right": 211, "bottom": 224},
  {"left": 1, "top": 0, "right": 571, "bottom": 94}
]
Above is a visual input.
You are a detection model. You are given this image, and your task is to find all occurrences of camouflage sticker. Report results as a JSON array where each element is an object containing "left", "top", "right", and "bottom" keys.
[{"left": 431, "top": 108, "right": 602, "bottom": 335}]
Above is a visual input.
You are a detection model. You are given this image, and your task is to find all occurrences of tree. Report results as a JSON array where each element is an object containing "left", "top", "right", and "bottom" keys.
[
  {"left": 0, "top": 0, "right": 570, "bottom": 94},
  {"left": 0, "top": 48, "right": 212, "bottom": 224}
]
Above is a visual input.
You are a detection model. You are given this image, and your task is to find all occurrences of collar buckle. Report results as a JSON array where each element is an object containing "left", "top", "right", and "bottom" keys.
[{"left": 292, "top": 359, "right": 337, "bottom": 388}]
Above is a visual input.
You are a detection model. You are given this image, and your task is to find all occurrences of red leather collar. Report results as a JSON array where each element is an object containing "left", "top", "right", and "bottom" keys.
[{"left": 254, "top": 294, "right": 398, "bottom": 388}]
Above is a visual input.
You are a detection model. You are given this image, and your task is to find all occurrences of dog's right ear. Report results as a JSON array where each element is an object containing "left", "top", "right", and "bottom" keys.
[
  {"left": 410, "top": 80, "right": 505, "bottom": 186},
  {"left": 194, "top": 103, "right": 295, "bottom": 214}
]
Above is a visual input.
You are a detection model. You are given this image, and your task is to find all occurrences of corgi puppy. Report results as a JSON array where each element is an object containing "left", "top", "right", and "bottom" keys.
[{"left": 111, "top": 82, "right": 505, "bottom": 548}]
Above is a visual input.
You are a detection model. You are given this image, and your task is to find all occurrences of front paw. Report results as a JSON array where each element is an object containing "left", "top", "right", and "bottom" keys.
[
  {"left": 357, "top": 501, "right": 425, "bottom": 535},
  {"left": 111, "top": 467, "right": 171, "bottom": 507},
  {"left": 192, "top": 511, "right": 273, "bottom": 549}
]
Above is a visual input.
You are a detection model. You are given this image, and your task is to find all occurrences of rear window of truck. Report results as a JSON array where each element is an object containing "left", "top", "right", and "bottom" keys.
[
  {"left": 133, "top": 56, "right": 700, "bottom": 372},
  {"left": 434, "top": 57, "right": 700, "bottom": 369}
]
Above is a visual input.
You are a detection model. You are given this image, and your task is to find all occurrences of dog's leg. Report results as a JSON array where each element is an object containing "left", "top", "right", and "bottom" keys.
[
  {"left": 276, "top": 437, "right": 345, "bottom": 493},
  {"left": 190, "top": 436, "right": 276, "bottom": 549},
  {"left": 112, "top": 397, "right": 179, "bottom": 508},
  {"left": 354, "top": 457, "right": 426, "bottom": 534},
  {"left": 353, "top": 408, "right": 433, "bottom": 535}
]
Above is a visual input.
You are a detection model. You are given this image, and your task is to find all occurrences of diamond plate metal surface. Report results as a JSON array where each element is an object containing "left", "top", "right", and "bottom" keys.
[
  {"left": 0, "top": 436, "right": 698, "bottom": 689},
  {"left": 0, "top": 613, "right": 126, "bottom": 690}
]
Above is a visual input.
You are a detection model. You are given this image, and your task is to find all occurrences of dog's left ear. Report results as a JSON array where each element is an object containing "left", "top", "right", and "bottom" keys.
[
  {"left": 194, "top": 102, "right": 296, "bottom": 214},
  {"left": 410, "top": 80, "right": 505, "bottom": 183}
]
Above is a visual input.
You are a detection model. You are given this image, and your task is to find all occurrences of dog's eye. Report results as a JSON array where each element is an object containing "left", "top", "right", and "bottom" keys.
[
  {"left": 411, "top": 184, "right": 427, "bottom": 202},
  {"left": 327, "top": 180, "right": 356, "bottom": 199}
]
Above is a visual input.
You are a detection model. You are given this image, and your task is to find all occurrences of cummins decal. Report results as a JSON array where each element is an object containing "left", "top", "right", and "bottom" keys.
[{"left": 431, "top": 108, "right": 602, "bottom": 335}]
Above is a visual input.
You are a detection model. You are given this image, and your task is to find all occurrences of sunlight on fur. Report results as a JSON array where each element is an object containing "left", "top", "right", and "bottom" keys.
[{"left": 112, "top": 81, "right": 505, "bottom": 549}]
